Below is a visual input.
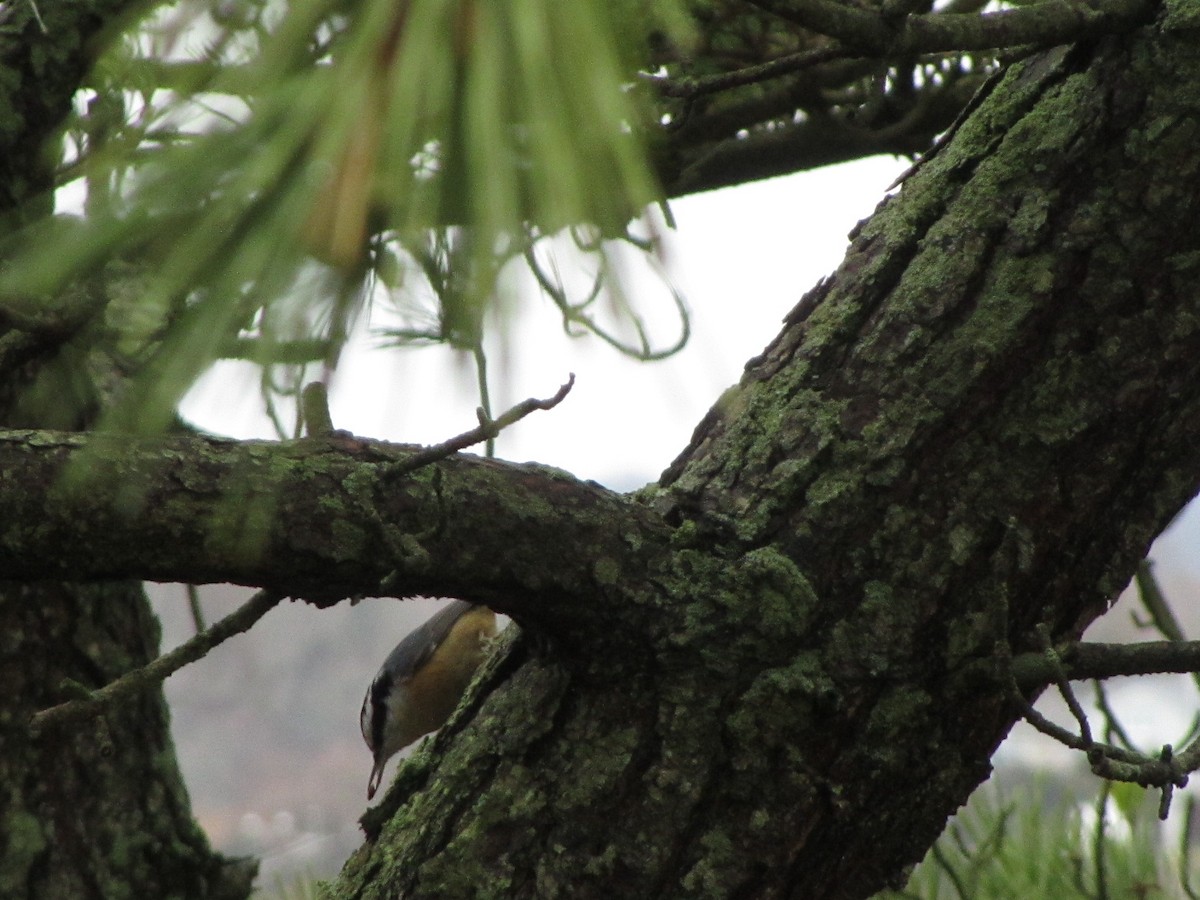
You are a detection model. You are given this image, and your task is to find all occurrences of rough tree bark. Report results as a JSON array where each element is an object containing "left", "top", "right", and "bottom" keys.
[{"left": 5, "top": 3, "right": 1200, "bottom": 900}]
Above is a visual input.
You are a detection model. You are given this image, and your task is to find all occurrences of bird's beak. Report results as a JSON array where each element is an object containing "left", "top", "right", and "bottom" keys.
[{"left": 367, "top": 757, "right": 386, "bottom": 800}]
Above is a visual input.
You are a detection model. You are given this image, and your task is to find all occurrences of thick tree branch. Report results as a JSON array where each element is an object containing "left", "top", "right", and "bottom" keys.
[{"left": 0, "top": 429, "right": 669, "bottom": 624}]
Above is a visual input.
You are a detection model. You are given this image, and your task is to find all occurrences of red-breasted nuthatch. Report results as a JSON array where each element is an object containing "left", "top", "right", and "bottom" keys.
[{"left": 360, "top": 600, "right": 497, "bottom": 799}]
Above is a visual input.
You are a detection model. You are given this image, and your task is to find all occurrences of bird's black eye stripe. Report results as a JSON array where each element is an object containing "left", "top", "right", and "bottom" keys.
[{"left": 367, "top": 671, "right": 392, "bottom": 753}]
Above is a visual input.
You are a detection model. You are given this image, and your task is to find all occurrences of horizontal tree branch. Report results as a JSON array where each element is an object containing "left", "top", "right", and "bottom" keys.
[
  {"left": 666, "top": 103, "right": 953, "bottom": 195},
  {"left": 1013, "top": 640, "right": 1200, "bottom": 690},
  {"left": 651, "top": 46, "right": 848, "bottom": 101},
  {"left": 747, "top": 0, "right": 1154, "bottom": 56},
  {"left": 658, "top": 61, "right": 984, "bottom": 195},
  {"left": 0, "top": 429, "right": 669, "bottom": 628}
]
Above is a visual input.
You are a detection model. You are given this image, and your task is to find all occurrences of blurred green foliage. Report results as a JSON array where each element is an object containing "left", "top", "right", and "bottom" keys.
[
  {"left": 877, "top": 779, "right": 1200, "bottom": 900},
  {"left": 0, "top": 0, "right": 692, "bottom": 437}
]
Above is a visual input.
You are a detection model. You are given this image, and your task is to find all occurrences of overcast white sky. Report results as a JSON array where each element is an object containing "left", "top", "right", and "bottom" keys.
[{"left": 181, "top": 156, "right": 908, "bottom": 488}]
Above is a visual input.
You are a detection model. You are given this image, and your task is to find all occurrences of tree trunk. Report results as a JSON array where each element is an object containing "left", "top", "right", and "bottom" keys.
[
  {"left": 0, "top": 6, "right": 253, "bottom": 897},
  {"left": 3, "top": 582, "right": 254, "bottom": 898},
  {"left": 333, "top": 11, "right": 1200, "bottom": 899}
]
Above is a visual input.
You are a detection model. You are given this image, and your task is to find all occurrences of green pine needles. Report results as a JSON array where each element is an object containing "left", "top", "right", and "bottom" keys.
[{"left": 1, "top": 0, "right": 691, "bottom": 435}]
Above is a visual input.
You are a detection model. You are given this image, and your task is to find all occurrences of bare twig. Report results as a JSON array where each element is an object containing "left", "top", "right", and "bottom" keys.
[
  {"left": 221, "top": 337, "right": 331, "bottom": 364},
  {"left": 1005, "top": 634, "right": 1194, "bottom": 807},
  {"left": 186, "top": 583, "right": 206, "bottom": 633},
  {"left": 1037, "top": 623, "right": 1093, "bottom": 746},
  {"left": 385, "top": 375, "right": 576, "bottom": 479},
  {"left": 1001, "top": 640, "right": 1144, "bottom": 768},
  {"left": 1135, "top": 560, "right": 1185, "bottom": 640},
  {"left": 27, "top": 0, "right": 47, "bottom": 33},
  {"left": 1134, "top": 560, "right": 1200, "bottom": 696},
  {"left": 1092, "top": 679, "right": 1135, "bottom": 751},
  {"left": 473, "top": 344, "right": 495, "bottom": 459},
  {"left": 1002, "top": 636, "right": 1092, "bottom": 751},
  {"left": 1174, "top": 735, "right": 1200, "bottom": 784},
  {"left": 1086, "top": 747, "right": 1187, "bottom": 802},
  {"left": 649, "top": 45, "right": 850, "bottom": 100},
  {"left": 30, "top": 589, "right": 285, "bottom": 735}
]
